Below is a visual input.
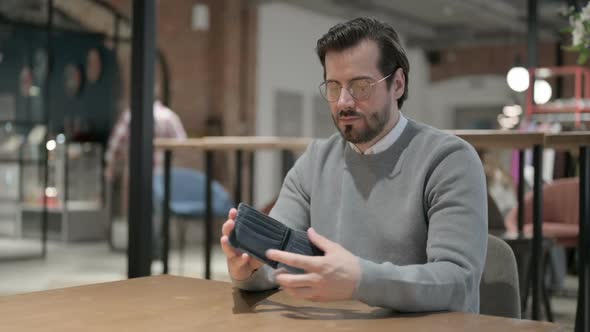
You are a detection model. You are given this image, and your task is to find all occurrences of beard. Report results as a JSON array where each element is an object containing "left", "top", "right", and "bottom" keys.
[{"left": 331, "top": 102, "right": 391, "bottom": 144}]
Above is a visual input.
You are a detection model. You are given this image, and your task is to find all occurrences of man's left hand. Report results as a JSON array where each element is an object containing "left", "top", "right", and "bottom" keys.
[{"left": 266, "top": 227, "right": 361, "bottom": 302}]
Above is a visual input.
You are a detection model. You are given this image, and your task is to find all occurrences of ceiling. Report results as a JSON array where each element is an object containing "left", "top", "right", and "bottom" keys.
[
  {"left": 264, "top": 0, "right": 570, "bottom": 49},
  {"left": 0, "top": 0, "right": 130, "bottom": 40},
  {"left": 0, "top": 0, "right": 88, "bottom": 31},
  {"left": 0, "top": 0, "right": 572, "bottom": 50}
]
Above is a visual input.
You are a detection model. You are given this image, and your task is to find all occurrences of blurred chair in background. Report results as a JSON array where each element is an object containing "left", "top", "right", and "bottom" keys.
[
  {"left": 505, "top": 177, "right": 579, "bottom": 249},
  {"left": 153, "top": 167, "right": 234, "bottom": 270},
  {"left": 504, "top": 177, "right": 580, "bottom": 319}
]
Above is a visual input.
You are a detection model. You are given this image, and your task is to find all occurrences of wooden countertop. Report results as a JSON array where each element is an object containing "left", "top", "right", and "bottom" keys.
[
  {"left": 154, "top": 131, "right": 590, "bottom": 152},
  {"left": 155, "top": 131, "right": 554, "bottom": 151},
  {"left": 544, "top": 132, "right": 590, "bottom": 149},
  {"left": 0, "top": 275, "right": 561, "bottom": 332},
  {"left": 447, "top": 130, "right": 546, "bottom": 149},
  {"left": 155, "top": 136, "right": 312, "bottom": 151}
]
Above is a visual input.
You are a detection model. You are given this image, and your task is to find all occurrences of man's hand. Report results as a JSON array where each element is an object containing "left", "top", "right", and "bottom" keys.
[
  {"left": 266, "top": 228, "right": 361, "bottom": 302},
  {"left": 220, "top": 208, "right": 264, "bottom": 281}
]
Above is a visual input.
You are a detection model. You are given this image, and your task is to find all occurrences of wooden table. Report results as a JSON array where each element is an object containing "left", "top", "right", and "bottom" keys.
[
  {"left": 0, "top": 275, "right": 562, "bottom": 332},
  {"left": 449, "top": 130, "right": 546, "bottom": 149},
  {"left": 155, "top": 136, "right": 312, "bottom": 151}
]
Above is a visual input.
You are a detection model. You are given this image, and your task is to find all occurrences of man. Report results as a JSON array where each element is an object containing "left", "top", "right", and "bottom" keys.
[
  {"left": 104, "top": 89, "right": 187, "bottom": 182},
  {"left": 104, "top": 84, "right": 186, "bottom": 253},
  {"left": 220, "top": 17, "right": 487, "bottom": 313}
]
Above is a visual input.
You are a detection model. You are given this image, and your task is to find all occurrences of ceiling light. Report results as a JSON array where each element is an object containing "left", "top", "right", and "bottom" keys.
[
  {"left": 506, "top": 66, "right": 529, "bottom": 92},
  {"left": 534, "top": 80, "right": 552, "bottom": 105},
  {"left": 502, "top": 105, "right": 523, "bottom": 117},
  {"left": 46, "top": 140, "right": 56, "bottom": 151}
]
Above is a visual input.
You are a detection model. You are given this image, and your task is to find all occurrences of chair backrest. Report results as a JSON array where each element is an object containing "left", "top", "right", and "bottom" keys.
[
  {"left": 153, "top": 167, "right": 234, "bottom": 217},
  {"left": 504, "top": 177, "right": 579, "bottom": 232},
  {"left": 479, "top": 235, "right": 521, "bottom": 319}
]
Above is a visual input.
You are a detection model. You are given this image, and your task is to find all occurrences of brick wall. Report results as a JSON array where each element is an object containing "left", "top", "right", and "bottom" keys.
[{"left": 101, "top": 0, "right": 257, "bottom": 189}]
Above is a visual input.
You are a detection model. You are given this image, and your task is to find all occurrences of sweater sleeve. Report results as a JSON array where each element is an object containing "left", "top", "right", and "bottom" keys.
[
  {"left": 231, "top": 142, "right": 315, "bottom": 291},
  {"left": 352, "top": 139, "right": 488, "bottom": 313}
]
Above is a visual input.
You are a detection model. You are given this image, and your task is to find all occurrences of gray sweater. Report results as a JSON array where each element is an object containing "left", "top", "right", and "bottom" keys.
[{"left": 233, "top": 118, "right": 488, "bottom": 313}]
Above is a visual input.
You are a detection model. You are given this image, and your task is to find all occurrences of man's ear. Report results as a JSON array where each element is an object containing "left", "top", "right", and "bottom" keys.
[{"left": 391, "top": 67, "right": 405, "bottom": 100}]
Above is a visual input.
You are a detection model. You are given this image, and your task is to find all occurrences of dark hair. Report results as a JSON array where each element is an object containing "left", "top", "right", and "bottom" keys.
[{"left": 316, "top": 17, "right": 410, "bottom": 109}]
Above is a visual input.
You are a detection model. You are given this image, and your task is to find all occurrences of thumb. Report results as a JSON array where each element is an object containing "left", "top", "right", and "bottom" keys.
[{"left": 307, "top": 227, "right": 334, "bottom": 251}]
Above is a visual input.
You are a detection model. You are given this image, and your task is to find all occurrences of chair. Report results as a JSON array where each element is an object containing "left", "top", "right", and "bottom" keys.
[
  {"left": 153, "top": 167, "right": 234, "bottom": 269},
  {"left": 480, "top": 235, "right": 521, "bottom": 319},
  {"left": 504, "top": 177, "right": 579, "bottom": 248},
  {"left": 504, "top": 177, "right": 579, "bottom": 321}
]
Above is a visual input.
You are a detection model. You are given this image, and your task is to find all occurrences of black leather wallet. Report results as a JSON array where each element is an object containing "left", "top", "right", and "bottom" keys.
[{"left": 229, "top": 202, "right": 323, "bottom": 273}]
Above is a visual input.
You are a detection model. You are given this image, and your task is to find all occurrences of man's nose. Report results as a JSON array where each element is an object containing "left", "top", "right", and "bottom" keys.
[{"left": 336, "top": 87, "right": 355, "bottom": 109}]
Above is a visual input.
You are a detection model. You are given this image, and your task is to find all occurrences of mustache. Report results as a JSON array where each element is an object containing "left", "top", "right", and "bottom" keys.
[{"left": 338, "top": 109, "right": 362, "bottom": 118}]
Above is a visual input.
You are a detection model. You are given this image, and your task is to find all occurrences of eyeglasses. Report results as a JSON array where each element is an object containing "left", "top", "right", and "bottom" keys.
[{"left": 318, "top": 73, "right": 393, "bottom": 102}]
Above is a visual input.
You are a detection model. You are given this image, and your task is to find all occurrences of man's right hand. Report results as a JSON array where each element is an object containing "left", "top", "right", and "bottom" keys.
[{"left": 220, "top": 208, "right": 264, "bottom": 281}]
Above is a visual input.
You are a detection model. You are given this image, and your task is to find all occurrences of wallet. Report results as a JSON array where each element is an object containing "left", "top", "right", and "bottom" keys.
[{"left": 229, "top": 202, "right": 323, "bottom": 273}]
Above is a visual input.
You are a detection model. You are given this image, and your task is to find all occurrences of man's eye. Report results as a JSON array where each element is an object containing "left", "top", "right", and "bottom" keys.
[
  {"left": 352, "top": 81, "right": 371, "bottom": 95},
  {"left": 327, "top": 84, "right": 341, "bottom": 93}
]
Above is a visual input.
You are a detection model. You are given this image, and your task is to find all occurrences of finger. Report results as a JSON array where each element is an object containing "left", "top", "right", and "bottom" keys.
[
  {"left": 229, "top": 253, "right": 251, "bottom": 270},
  {"left": 221, "top": 219, "right": 235, "bottom": 236},
  {"left": 248, "top": 255, "right": 265, "bottom": 269},
  {"left": 228, "top": 208, "right": 237, "bottom": 220},
  {"left": 236, "top": 252, "right": 251, "bottom": 268},
  {"left": 275, "top": 273, "right": 320, "bottom": 288},
  {"left": 307, "top": 228, "right": 335, "bottom": 251},
  {"left": 283, "top": 286, "right": 317, "bottom": 300},
  {"left": 220, "top": 235, "right": 240, "bottom": 258},
  {"left": 266, "top": 250, "right": 320, "bottom": 272},
  {"left": 272, "top": 267, "right": 289, "bottom": 276}
]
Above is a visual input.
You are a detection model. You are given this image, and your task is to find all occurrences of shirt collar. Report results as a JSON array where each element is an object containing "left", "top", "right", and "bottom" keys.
[{"left": 349, "top": 112, "right": 407, "bottom": 155}]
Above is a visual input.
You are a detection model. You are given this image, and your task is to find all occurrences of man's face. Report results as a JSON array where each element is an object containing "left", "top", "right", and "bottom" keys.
[{"left": 324, "top": 40, "right": 400, "bottom": 144}]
